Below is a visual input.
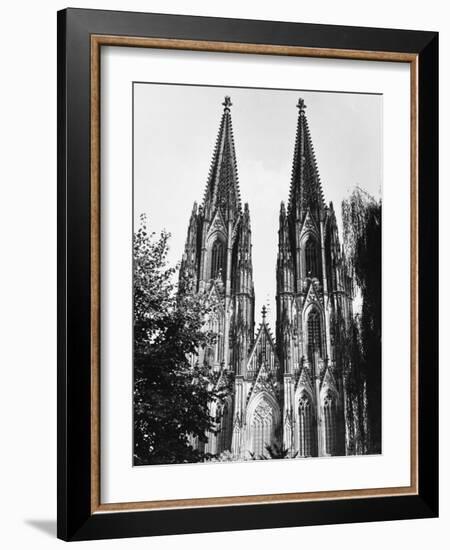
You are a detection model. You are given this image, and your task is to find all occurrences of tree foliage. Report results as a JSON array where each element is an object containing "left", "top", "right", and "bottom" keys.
[
  {"left": 245, "top": 444, "right": 298, "bottom": 460},
  {"left": 265, "top": 443, "right": 297, "bottom": 459},
  {"left": 133, "top": 215, "right": 222, "bottom": 465},
  {"left": 342, "top": 188, "right": 382, "bottom": 453}
]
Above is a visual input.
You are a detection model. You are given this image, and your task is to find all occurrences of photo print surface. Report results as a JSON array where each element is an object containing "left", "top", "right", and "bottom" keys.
[{"left": 133, "top": 83, "right": 382, "bottom": 466}]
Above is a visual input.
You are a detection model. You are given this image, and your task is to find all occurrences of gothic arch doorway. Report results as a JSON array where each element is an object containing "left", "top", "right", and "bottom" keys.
[{"left": 247, "top": 393, "right": 280, "bottom": 458}]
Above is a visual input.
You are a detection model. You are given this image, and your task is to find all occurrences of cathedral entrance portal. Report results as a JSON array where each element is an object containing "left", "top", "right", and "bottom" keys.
[{"left": 248, "top": 394, "right": 280, "bottom": 458}]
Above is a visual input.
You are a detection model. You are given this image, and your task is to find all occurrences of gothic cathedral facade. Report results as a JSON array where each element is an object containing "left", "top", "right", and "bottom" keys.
[{"left": 180, "top": 96, "right": 355, "bottom": 460}]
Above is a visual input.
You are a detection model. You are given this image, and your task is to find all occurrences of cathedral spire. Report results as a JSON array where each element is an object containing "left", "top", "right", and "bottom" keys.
[
  {"left": 202, "top": 96, "right": 242, "bottom": 221},
  {"left": 288, "top": 98, "right": 325, "bottom": 218}
]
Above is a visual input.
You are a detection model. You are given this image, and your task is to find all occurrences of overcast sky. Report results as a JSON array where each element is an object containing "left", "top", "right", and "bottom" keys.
[{"left": 134, "top": 83, "right": 382, "bottom": 329}]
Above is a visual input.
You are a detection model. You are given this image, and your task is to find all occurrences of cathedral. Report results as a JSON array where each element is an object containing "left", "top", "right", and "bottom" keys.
[{"left": 180, "top": 95, "right": 357, "bottom": 460}]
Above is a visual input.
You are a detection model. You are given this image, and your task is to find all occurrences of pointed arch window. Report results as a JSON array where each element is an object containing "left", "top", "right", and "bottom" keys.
[
  {"left": 250, "top": 398, "right": 276, "bottom": 458},
  {"left": 305, "top": 237, "right": 320, "bottom": 278},
  {"left": 217, "top": 399, "right": 233, "bottom": 453},
  {"left": 298, "top": 394, "right": 314, "bottom": 457},
  {"left": 323, "top": 393, "right": 337, "bottom": 455},
  {"left": 307, "top": 309, "right": 322, "bottom": 361},
  {"left": 211, "top": 239, "right": 226, "bottom": 281}
]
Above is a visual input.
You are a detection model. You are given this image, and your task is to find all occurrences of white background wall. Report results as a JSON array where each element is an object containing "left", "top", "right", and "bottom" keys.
[{"left": 0, "top": 1, "right": 446, "bottom": 548}]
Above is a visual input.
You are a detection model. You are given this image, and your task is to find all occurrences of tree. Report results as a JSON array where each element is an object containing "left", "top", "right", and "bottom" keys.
[
  {"left": 133, "top": 215, "right": 222, "bottom": 465},
  {"left": 247, "top": 444, "right": 298, "bottom": 460},
  {"left": 265, "top": 443, "right": 298, "bottom": 459},
  {"left": 333, "top": 311, "right": 368, "bottom": 455},
  {"left": 342, "top": 188, "right": 382, "bottom": 453}
]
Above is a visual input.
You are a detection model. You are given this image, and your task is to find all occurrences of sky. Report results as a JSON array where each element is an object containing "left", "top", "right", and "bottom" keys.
[{"left": 134, "top": 83, "right": 382, "bottom": 329}]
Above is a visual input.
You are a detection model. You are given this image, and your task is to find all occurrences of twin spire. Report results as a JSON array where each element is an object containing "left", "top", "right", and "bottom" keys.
[
  {"left": 288, "top": 97, "right": 325, "bottom": 216},
  {"left": 202, "top": 96, "right": 241, "bottom": 221},
  {"left": 202, "top": 95, "right": 325, "bottom": 222}
]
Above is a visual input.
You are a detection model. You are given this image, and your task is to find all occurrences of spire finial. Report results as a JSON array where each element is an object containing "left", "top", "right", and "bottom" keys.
[
  {"left": 297, "top": 97, "right": 306, "bottom": 113},
  {"left": 261, "top": 305, "right": 267, "bottom": 322},
  {"left": 223, "top": 96, "right": 232, "bottom": 111}
]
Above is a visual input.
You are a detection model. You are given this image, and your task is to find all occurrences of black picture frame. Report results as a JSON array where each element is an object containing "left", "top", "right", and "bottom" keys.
[{"left": 57, "top": 7, "right": 438, "bottom": 541}]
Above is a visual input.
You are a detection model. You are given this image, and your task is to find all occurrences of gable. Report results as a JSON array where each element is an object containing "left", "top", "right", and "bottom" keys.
[
  {"left": 295, "top": 365, "right": 315, "bottom": 396},
  {"left": 207, "top": 209, "right": 227, "bottom": 241},
  {"left": 302, "top": 280, "right": 323, "bottom": 313},
  {"left": 320, "top": 365, "right": 339, "bottom": 394},
  {"left": 299, "top": 208, "right": 320, "bottom": 240},
  {"left": 246, "top": 322, "right": 278, "bottom": 377}
]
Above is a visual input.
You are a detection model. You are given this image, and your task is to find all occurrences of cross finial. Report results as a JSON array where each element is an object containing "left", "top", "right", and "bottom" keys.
[
  {"left": 297, "top": 97, "right": 306, "bottom": 113},
  {"left": 261, "top": 305, "right": 267, "bottom": 321},
  {"left": 223, "top": 96, "right": 232, "bottom": 111}
]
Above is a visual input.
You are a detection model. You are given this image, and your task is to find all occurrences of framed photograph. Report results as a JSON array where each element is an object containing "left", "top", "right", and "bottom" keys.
[{"left": 57, "top": 8, "right": 438, "bottom": 541}]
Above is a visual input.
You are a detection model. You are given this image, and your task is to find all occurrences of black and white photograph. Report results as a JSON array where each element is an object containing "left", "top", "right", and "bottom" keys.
[
  {"left": 133, "top": 83, "right": 382, "bottom": 466},
  {"left": 0, "top": 0, "right": 442, "bottom": 546}
]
